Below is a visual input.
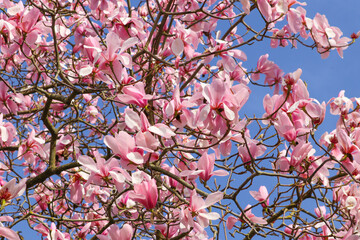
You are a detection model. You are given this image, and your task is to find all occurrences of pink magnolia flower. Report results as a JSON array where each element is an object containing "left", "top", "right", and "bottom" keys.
[
  {"left": 315, "top": 206, "right": 330, "bottom": 219},
  {"left": 98, "top": 32, "right": 138, "bottom": 83},
  {"left": 0, "top": 178, "right": 27, "bottom": 204},
  {"left": 274, "top": 111, "right": 298, "bottom": 142},
  {"left": 47, "top": 223, "right": 69, "bottom": 240},
  {"left": 249, "top": 186, "right": 269, "bottom": 207},
  {"left": 181, "top": 191, "right": 223, "bottom": 229},
  {"left": 238, "top": 137, "right": 266, "bottom": 164},
  {"left": 104, "top": 131, "right": 144, "bottom": 170},
  {"left": 262, "top": 94, "right": 285, "bottom": 122},
  {"left": 125, "top": 108, "right": 174, "bottom": 138},
  {"left": 78, "top": 152, "right": 126, "bottom": 191},
  {"left": 290, "top": 140, "right": 313, "bottom": 167},
  {"left": 97, "top": 224, "right": 133, "bottom": 240},
  {"left": 128, "top": 178, "right": 158, "bottom": 209},
  {"left": 202, "top": 78, "right": 250, "bottom": 121},
  {"left": 252, "top": 54, "right": 278, "bottom": 82},
  {"left": 0, "top": 82, "right": 19, "bottom": 114},
  {"left": 85, "top": 105, "right": 104, "bottom": 124},
  {"left": 155, "top": 224, "right": 179, "bottom": 239},
  {"left": 240, "top": 0, "right": 250, "bottom": 15},
  {"left": 329, "top": 90, "right": 353, "bottom": 115},
  {"left": 282, "top": 68, "right": 302, "bottom": 88},
  {"left": 330, "top": 127, "right": 360, "bottom": 175},
  {"left": 116, "top": 82, "right": 152, "bottom": 108},
  {"left": 18, "top": 129, "right": 47, "bottom": 165},
  {"left": 198, "top": 152, "right": 228, "bottom": 182}
]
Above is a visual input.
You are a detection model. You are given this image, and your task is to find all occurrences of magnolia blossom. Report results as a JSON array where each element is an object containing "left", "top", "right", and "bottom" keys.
[
  {"left": 249, "top": 186, "right": 269, "bottom": 206},
  {"left": 0, "top": 178, "right": 27, "bottom": 204},
  {"left": 128, "top": 178, "right": 158, "bottom": 210},
  {"left": 181, "top": 191, "right": 223, "bottom": 229}
]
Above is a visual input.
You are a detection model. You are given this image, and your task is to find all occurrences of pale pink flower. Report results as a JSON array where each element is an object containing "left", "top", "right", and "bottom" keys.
[
  {"left": 274, "top": 111, "right": 297, "bottom": 142},
  {"left": 238, "top": 137, "right": 266, "bottom": 164},
  {"left": 97, "top": 224, "right": 133, "bottom": 240},
  {"left": 78, "top": 151, "right": 126, "bottom": 191},
  {"left": 249, "top": 186, "right": 269, "bottom": 206},
  {"left": 104, "top": 131, "right": 144, "bottom": 170},
  {"left": 198, "top": 152, "right": 228, "bottom": 182},
  {"left": 182, "top": 191, "right": 223, "bottom": 229},
  {"left": 47, "top": 223, "right": 69, "bottom": 240},
  {"left": 128, "top": 178, "right": 158, "bottom": 209},
  {"left": 0, "top": 178, "right": 27, "bottom": 203}
]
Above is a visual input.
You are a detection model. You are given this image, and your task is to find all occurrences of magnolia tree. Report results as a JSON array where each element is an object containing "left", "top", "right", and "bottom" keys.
[{"left": 0, "top": 0, "right": 359, "bottom": 239}]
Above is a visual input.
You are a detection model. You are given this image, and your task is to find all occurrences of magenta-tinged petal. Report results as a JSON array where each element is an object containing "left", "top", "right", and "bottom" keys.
[
  {"left": 105, "top": 32, "right": 120, "bottom": 59},
  {"left": 104, "top": 135, "right": 121, "bottom": 155},
  {"left": 13, "top": 178, "right": 27, "bottom": 198},
  {"left": 249, "top": 186, "right": 269, "bottom": 203},
  {"left": 135, "top": 131, "right": 159, "bottom": 152},
  {"left": 226, "top": 216, "right": 238, "bottom": 230}
]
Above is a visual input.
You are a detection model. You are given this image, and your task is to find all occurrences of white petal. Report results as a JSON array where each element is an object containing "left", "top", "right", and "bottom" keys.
[
  {"left": 223, "top": 104, "right": 235, "bottom": 121},
  {"left": 79, "top": 66, "right": 93, "bottom": 76},
  {"left": 148, "top": 124, "right": 176, "bottom": 138},
  {"left": 126, "top": 152, "right": 144, "bottom": 164},
  {"left": 125, "top": 108, "right": 141, "bottom": 131}
]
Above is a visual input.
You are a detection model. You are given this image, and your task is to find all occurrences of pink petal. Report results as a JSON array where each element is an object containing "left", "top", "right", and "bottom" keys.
[
  {"left": 78, "top": 155, "right": 98, "bottom": 172},
  {"left": 119, "top": 224, "right": 133, "bottom": 240},
  {"left": 240, "top": 0, "right": 250, "bottom": 14},
  {"left": 148, "top": 124, "right": 175, "bottom": 138},
  {"left": 257, "top": 0, "right": 272, "bottom": 21},
  {"left": 125, "top": 108, "right": 141, "bottom": 131},
  {"left": 121, "top": 37, "right": 139, "bottom": 52},
  {"left": 212, "top": 170, "right": 229, "bottom": 177},
  {"left": 227, "top": 216, "right": 238, "bottom": 230},
  {"left": 126, "top": 152, "right": 144, "bottom": 165},
  {"left": 0, "top": 227, "right": 20, "bottom": 240},
  {"left": 118, "top": 53, "right": 132, "bottom": 68},
  {"left": 223, "top": 104, "right": 235, "bottom": 121},
  {"left": 171, "top": 38, "right": 184, "bottom": 56},
  {"left": 202, "top": 191, "right": 223, "bottom": 209}
]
